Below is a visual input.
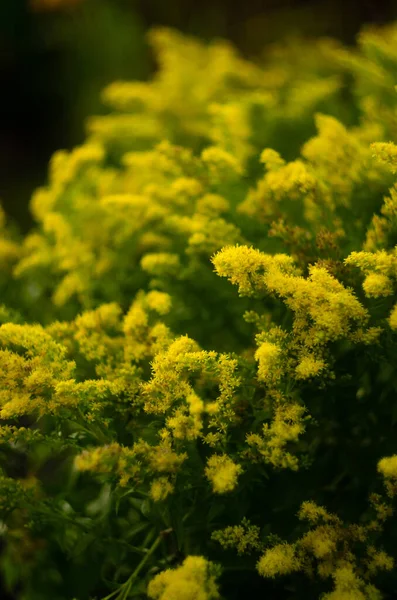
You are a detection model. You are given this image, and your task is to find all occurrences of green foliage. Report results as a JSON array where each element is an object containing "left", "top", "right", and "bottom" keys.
[{"left": 2, "top": 23, "right": 397, "bottom": 600}]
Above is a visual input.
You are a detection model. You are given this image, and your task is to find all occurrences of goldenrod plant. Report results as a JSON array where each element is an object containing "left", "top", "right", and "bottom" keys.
[{"left": 2, "top": 23, "right": 397, "bottom": 600}]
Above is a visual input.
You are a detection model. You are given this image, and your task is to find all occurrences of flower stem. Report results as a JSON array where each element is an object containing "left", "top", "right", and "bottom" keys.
[{"left": 101, "top": 529, "right": 172, "bottom": 600}]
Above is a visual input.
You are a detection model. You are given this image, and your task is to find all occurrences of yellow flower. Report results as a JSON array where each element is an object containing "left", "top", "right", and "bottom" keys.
[
  {"left": 260, "top": 148, "right": 286, "bottom": 171},
  {"left": 145, "top": 291, "right": 172, "bottom": 315},
  {"left": 378, "top": 455, "right": 397, "bottom": 479},
  {"left": 140, "top": 253, "right": 181, "bottom": 277},
  {"left": 298, "top": 501, "right": 335, "bottom": 523},
  {"left": 212, "top": 518, "right": 260, "bottom": 555},
  {"left": 255, "top": 342, "right": 282, "bottom": 384},
  {"left": 205, "top": 454, "right": 242, "bottom": 494},
  {"left": 149, "top": 478, "right": 174, "bottom": 502},
  {"left": 257, "top": 544, "right": 300, "bottom": 578},
  {"left": 201, "top": 146, "right": 243, "bottom": 179},
  {"left": 389, "top": 304, "right": 397, "bottom": 330},
  {"left": 295, "top": 355, "right": 326, "bottom": 379},
  {"left": 371, "top": 141, "right": 397, "bottom": 173},
  {"left": 362, "top": 273, "right": 393, "bottom": 297},
  {"left": 147, "top": 556, "right": 220, "bottom": 600}
]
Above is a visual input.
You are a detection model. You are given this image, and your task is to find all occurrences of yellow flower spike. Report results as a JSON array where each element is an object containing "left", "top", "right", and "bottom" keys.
[
  {"left": 147, "top": 555, "right": 220, "bottom": 600},
  {"left": 148, "top": 441, "right": 187, "bottom": 474},
  {"left": 212, "top": 245, "right": 293, "bottom": 296},
  {"left": 145, "top": 291, "right": 172, "bottom": 315},
  {"left": 298, "top": 501, "right": 336, "bottom": 524},
  {"left": 171, "top": 177, "right": 203, "bottom": 198},
  {"left": 322, "top": 565, "right": 367, "bottom": 600},
  {"left": 295, "top": 355, "right": 326, "bottom": 379},
  {"left": 186, "top": 392, "right": 205, "bottom": 416},
  {"left": 209, "top": 102, "right": 252, "bottom": 163},
  {"left": 206, "top": 402, "right": 220, "bottom": 415},
  {"left": 300, "top": 526, "right": 338, "bottom": 558},
  {"left": 377, "top": 455, "right": 397, "bottom": 479},
  {"left": 365, "top": 547, "right": 394, "bottom": 576},
  {"left": 101, "top": 81, "right": 157, "bottom": 112},
  {"left": 149, "top": 478, "right": 174, "bottom": 502},
  {"left": 246, "top": 403, "right": 306, "bottom": 471},
  {"left": 388, "top": 303, "right": 397, "bottom": 330},
  {"left": 166, "top": 408, "right": 203, "bottom": 440},
  {"left": 201, "top": 146, "right": 243, "bottom": 179},
  {"left": 257, "top": 544, "right": 300, "bottom": 578},
  {"left": 123, "top": 301, "right": 148, "bottom": 336},
  {"left": 205, "top": 454, "right": 242, "bottom": 494},
  {"left": 255, "top": 341, "right": 282, "bottom": 384},
  {"left": 30, "top": 187, "right": 56, "bottom": 221},
  {"left": 260, "top": 148, "right": 286, "bottom": 171},
  {"left": 371, "top": 141, "right": 397, "bottom": 173},
  {"left": 196, "top": 194, "right": 230, "bottom": 215},
  {"left": 362, "top": 273, "right": 393, "bottom": 297},
  {"left": 212, "top": 518, "right": 261, "bottom": 555},
  {"left": 140, "top": 253, "right": 181, "bottom": 277}
]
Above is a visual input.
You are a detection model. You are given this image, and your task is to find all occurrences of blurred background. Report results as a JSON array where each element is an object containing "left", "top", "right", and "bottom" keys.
[{"left": 1, "top": 0, "right": 397, "bottom": 230}]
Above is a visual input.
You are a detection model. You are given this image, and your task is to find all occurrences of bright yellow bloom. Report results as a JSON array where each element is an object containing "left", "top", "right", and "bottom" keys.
[
  {"left": 149, "top": 478, "right": 174, "bottom": 502},
  {"left": 255, "top": 342, "right": 282, "bottom": 384},
  {"left": 389, "top": 303, "right": 397, "bottom": 330},
  {"left": 371, "top": 141, "right": 397, "bottom": 173},
  {"left": 257, "top": 544, "right": 300, "bottom": 578},
  {"left": 205, "top": 454, "right": 242, "bottom": 494},
  {"left": 362, "top": 273, "right": 393, "bottom": 297},
  {"left": 147, "top": 556, "right": 220, "bottom": 600},
  {"left": 378, "top": 455, "right": 397, "bottom": 479},
  {"left": 295, "top": 355, "right": 326, "bottom": 379}
]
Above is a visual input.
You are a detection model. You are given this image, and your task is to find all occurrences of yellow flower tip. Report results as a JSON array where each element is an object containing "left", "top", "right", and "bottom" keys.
[
  {"left": 205, "top": 454, "right": 242, "bottom": 494},
  {"left": 201, "top": 145, "right": 243, "bottom": 176},
  {"left": 196, "top": 194, "right": 230, "bottom": 215},
  {"left": 389, "top": 304, "right": 397, "bottom": 330},
  {"left": 257, "top": 544, "right": 299, "bottom": 578},
  {"left": 378, "top": 455, "right": 397, "bottom": 479},
  {"left": 298, "top": 500, "right": 332, "bottom": 523},
  {"left": 171, "top": 177, "right": 203, "bottom": 197},
  {"left": 206, "top": 402, "right": 220, "bottom": 415},
  {"left": 145, "top": 291, "right": 172, "bottom": 315},
  {"left": 187, "top": 393, "right": 205, "bottom": 415},
  {"left": 371, "top": 141, "right": 397, "bottom": 173},
  {"left": 260, "top": 148, "right": 286, "bottom": 171},
  {"left": 140, "top": 253, "right": 181, "bottom": 277},
  {"left": 255, "top": 342, "right": 282, "bottom": 383},
  {"left": 211, "top": 245, "right": 268, "bottom": 296},
  {"left": 295, "top": 355, "right": 326, "bottom": 379},
  {"left": 212, "top": 519, "right": 260, "bottom": 555},
  {"left": 332, "top": 565, "right": 363, "bottom": 591},
  {"left": 166, "top": 411, "right": 202, "bottom": 441},
  {"left": 167, "top": 335, "right": 200, "bottom": 358},
  {"left": 362, "top": 273, "right": 393, "bottom": 298},
  {"left": 149, "top": 478, "right": 174, "bottom": 502},
  {"left": 367, "top": 548, "right": 394, "bottom": 573},
  {"left": 308, "top": 530, "right": 337, "bottom": 558},
  {"left": 147, "top": 556, "right": 220, "bottom": 600}
]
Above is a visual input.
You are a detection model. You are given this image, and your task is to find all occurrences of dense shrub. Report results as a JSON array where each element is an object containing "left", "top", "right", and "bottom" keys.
[{"left": 2, "top": 23, "right": 397, "bottom": 600}]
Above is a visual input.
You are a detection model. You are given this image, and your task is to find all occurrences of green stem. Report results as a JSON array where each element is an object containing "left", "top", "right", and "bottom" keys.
[
  {"left": 76, "top": 408, "right": 109, "bottom": 444},
  {"left": 101, "top": 529, "right": 171, "bottom": 600}
]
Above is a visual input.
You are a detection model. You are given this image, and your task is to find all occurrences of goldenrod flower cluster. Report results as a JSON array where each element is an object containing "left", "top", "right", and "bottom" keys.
[
  {"left": 2, "top": 21, "right": 397, "bottom": 600},
  {"left": 204, "top": 454, "right": 243, "bottom": 494},
  {"left": 147, "top": 556, "right": 220, "bottom": 600}
]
